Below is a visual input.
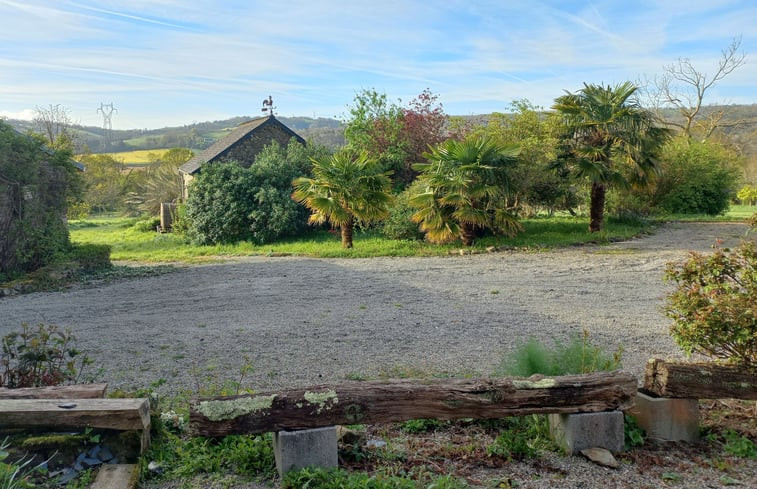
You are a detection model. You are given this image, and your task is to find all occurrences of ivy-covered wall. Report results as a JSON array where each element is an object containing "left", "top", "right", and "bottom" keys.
[{"left": 0, "top": 121, "right": 74, "bottom": 279}]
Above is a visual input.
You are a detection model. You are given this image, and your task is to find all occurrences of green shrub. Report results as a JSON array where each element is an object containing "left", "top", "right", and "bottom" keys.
[
  {"left": 381, "top": 184, "right": 425, "bottom": 241},
  {"left": 486, "top": 415, "right": 555, "bottom": 460},
  {"left": 0, "top": 323, "right": 92, "bottom": 388},
  {"left": 496, "top": 330, "right": 622, "bottom": 377},
  {"left": 664, "top": 241, "right": 756, "bottom": 367},
  {"left": 131, "top": 216, "right": 160, "bottom": 233},
  {"left": 69, "top": 243, "right": 111, "bottom": 271},
  {"left": 722, "top": 429, "right": 757, "bottom": 458}
]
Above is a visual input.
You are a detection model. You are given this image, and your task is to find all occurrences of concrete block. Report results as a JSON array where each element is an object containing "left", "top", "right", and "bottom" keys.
[
  {"left": 628, "top": 391, "right": 699, "bottom": 443},
  {"left": 548, "top": 411, "right": 624, "bottom": 454},
  {"left": 273, "top": 426, "right": 338, "bottom": 477}
]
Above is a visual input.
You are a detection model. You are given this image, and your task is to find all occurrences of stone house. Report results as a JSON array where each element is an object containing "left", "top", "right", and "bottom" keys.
[{"left": 178, "top": 115, "right": 305, "bottom": 199}]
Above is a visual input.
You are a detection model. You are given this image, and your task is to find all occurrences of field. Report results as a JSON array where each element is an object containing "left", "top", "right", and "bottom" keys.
[{"left": 99, "top": 148, "right": 174, "bottom": 166}]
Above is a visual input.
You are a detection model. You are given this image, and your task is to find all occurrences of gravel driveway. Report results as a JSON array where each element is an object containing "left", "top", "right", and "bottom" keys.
[{"left": 2, "top": 222, "right": 751, "bottom": 395}]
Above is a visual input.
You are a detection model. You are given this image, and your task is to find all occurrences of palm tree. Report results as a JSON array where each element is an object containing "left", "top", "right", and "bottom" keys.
[
  {"left": 292, "top": 151, "right": 393, "bottom": 249},
  {"left": 553, "top": 82, "right": 670, "bottom": 232},
  {"left": 410, "top": 136, "right": 522, "bottom": 246}
]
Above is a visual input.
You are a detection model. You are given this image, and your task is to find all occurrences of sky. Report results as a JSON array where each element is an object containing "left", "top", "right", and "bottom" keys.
[{"left": 1, "top": 0, "right": 755, "bottom": 130}]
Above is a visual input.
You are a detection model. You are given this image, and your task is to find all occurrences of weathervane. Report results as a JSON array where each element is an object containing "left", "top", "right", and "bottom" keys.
[{"left": 261, "top": 95, "right": 275, "bottom": 116}]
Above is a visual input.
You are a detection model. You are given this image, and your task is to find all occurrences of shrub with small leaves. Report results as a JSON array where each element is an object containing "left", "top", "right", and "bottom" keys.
[
  {"left": 0, "top": 323, "right": 92, "bottom": 388},
  {"left": 664, "top": 241, "right": 756, "bottom": 368}
]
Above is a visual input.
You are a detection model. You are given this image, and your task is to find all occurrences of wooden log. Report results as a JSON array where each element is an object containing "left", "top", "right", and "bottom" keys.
[
  {"left": 643, "top": 358, "right": 757, "bottom": 400},
  {"left": 190, "top": 371, "right": 636, "bottom": 436},
  {"left": 0, "top": 383, "right": 108, "bottom": 399},
  {"left": 0, "top": 398, "right": 152, "bottom": 454}
]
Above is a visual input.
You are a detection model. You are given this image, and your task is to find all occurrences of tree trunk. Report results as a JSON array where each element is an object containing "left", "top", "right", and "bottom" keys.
[
  {"left": 643, "top": 358, "right": 757, "bottom": 400},
  {"left": 460, "top": 222, "right": 476, "bottom": 247},
  {"left": 341, "top": 217, "right": 354, "bottom": 249},
  {"left": 589, "top": 182, "right": 606, "bottom": 233},
  {"left": 190, "top": 372, "right": 637, "bottom": 436}
]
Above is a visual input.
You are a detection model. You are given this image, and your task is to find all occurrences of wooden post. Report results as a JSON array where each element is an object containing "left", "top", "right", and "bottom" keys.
[
  {"left": 643, "top": 358, "right": 757, "bottom": 400},
  {"left": 191, "top": 372, "right": 636, "bottom": 436}
]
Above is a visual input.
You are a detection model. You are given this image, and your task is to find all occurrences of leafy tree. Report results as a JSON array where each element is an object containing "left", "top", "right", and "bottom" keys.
[
  {"left": 0, "top": 121, "right": 75, "bottom": 277},
  {"left": 185, "top": 141, "right": 320, "bottom": 245},
  {"left": 553, "top": 82, "right": 670, "bottom": 232},
  {"left": 343, "top": 88, "right": 447, "bottom": 187},
  {"left": 78, "top": 153, "right": 134, "bottom": 213},
  {"left": 473, "top": 100, "right": 575, "bottom": 216},
  {"left": 737, "top": 185, "right": 757, "bottom": 206},
  {"left": 654, "top": 137, "right": 741, "bottom": 214},
  {"left": 292, "top": 151, "right": 393, "bottom": 248},
  {"left": 410, "top": 136, "right": 521, "bottom": 246}
]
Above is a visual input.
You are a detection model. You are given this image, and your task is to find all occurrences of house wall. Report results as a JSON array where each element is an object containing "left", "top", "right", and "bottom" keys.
[{"left": 217, "top": 123, "right": 300, "bottom": 168}]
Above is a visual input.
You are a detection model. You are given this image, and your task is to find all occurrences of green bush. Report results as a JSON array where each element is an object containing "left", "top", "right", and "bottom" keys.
[
  {"left": 0, "top": 323, "right": 92, "bottom": 388},
  {"left": 131, "top": 216, "right": 160, "bottom": 233},
  {"left": 656, "top": 138, "right": 741, "bottom": 215},
  {"left": 664, "top": 241, "right": 756, "bottom": 367},
  {"left": 185, "top": 141, "right": 322, "bottom": 245},
  {"left": 496, "top": 330, "right": 623, "bottom": 377},
  {"left": 381, "top": 183, "right": 425, "bottom": 241},
  {"left": 70, "top": 243, "right": 112, "bottom": 271}
]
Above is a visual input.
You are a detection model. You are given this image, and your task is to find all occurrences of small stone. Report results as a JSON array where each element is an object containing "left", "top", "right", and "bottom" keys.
[
  {"left": 580, "top": 447, "right": 619, "bottom": 469},
  {"left": 147, "top": 461, "right": 163, "bottom": 474},
  {"left": 57, "top": 468, "right": 77, "bottom": 484},
  {"left": 365, "top": 439, "right": 386, "bottom": 448},
  {"left": 75, "top": 452, "right": 86, "bottom": 464},
  {"left": 88, "top": 445, "right": 101, "bottom": 458},
  {"left": 73, "top": 462, "right": 84, "bottom": 471},
  {"left": 98, "top": 447, "right": 114, "bottom": 461},
  {"left": 57, "top": 402, "right": 77, "bottom": 409},
  {"left": 82, "top": 457, "right": 102, "bottom": 468},
  {"left": 109, "top": 457, "right": 120, "bottom": 465}
]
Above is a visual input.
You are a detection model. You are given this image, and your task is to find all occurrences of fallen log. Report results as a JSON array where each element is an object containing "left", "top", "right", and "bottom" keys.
[
  {"left": 0, "top": 383, "right": 108, "bottom": 400},
  {"left": 191, "top": 371, "right": 636, "bottom": 436},
  {"left": 643, "top": 359, "right": 757, "bottom": 400}
]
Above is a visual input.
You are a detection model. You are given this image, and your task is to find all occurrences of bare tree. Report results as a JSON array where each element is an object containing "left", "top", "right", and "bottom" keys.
[
  {"left": 34, "top": 104, "right": 76, "bottom": 150},
  {"left": 649, "top": 37, "right": 746, "bottom": 140}
]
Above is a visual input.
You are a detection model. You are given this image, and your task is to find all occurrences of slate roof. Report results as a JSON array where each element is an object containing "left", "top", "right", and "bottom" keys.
[{"left": 179, "top": 115, "right": 305, "bottom": 175}]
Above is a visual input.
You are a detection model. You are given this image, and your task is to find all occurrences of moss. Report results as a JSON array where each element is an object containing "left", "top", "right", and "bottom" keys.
[
  {"left": 197, "top": 395, "right": 277, "bottom": 421},
  {"left": 303, "top": 389, "right": 339, "bottom": 414},
  {"left": 511, "top": 378, "right": 557, "bottom": 389},
  {"left": 20, "top": 434, "right": 87, "bottom": 450}
]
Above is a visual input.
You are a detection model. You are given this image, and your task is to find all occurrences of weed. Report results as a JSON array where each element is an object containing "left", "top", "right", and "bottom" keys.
[
  {"left": 496, "top": 329, "right": 622, "bottom": 377},
  {"left": 400, "top": 419, "right": 446, "bottom": 434},
  {"left": 721, "top": 430, "right": 757, "bottom": 458},
  {"left": 0, "top": 437, "right": 48, "bottom": 489},
  {"left": 282, "top": 467, "right": 468, "bottom": 489},
  {"left": 661, "top": 471, "right": 682, "bottom": 482},
  {"left": 624, "top": 415, "right": 646, "bottom": 449},
  {"left": 485, "top": 415, "right": 557, "bottom": 460},
  {"left": 0, "top": 323, "right": 94, "bottom": 388}
]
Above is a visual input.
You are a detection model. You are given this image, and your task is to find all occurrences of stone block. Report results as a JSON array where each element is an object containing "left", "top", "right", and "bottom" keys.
[
  {"left": 548, "top": 411, "right": 625, "bottom": 454},
  {"left": 628, "top": 391, "right": 699, "bottom": 442},
  {"left": 273, "top": 426, "right": 338, "bottom": 477}
]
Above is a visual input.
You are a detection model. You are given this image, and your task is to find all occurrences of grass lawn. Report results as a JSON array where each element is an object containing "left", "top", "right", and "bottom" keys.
[{"left": 70, "top": 214, "right": 651, "bottom": 263}]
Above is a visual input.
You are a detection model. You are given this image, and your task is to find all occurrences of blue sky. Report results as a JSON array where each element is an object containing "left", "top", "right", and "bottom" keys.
[{"left": 1, "top": 0, "right": 754, "bottom": 129}]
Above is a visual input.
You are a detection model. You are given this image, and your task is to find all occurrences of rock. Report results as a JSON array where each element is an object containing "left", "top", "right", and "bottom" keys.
[
  {"left": 365, "top": 438, "right": 386, "bottom": 449},
  {"left": 82, "top": 457, "right": 102, "bottom": 468},
  {"left": 580, "top": 447, "right": 619, "bottom": 469},
  {"left": 57, "top": 468, "right": 77, "bottom": 484},
  {"left": 147, "top": 461, "right": 163, "bottom": 474},
  {"left": 337, "top": 426, "right": 366, "bottom": 446},
  {"left": 88, "top": 445, "right": 101, "bottom": 458},
  {"left": 97, "top": 446, "right": 114, "bottom": 462}
]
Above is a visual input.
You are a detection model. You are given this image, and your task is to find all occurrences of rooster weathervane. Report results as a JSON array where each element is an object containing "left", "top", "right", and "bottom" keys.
[{"left": 261, "top": 95, "right": 275, "bottom": 116}]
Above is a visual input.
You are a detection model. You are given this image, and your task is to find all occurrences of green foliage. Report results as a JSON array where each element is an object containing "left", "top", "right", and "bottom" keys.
[
  {"left": 553, "top": 82, "right": 670, "bottom": 232},
  {"left": 0, "top": 121, "right": 75, "bottom": 277},
  {"left": 0, "top": 323, "right": 92, "bottom": 388},
  {"left": 400, "top": 418, "right": 446, "bottom": 433},
  {"left": 125, "top": 150, "right": 189, "bottom": 215},
  {"left": 0, "top": 438, "right": 38, "bottom": 489},
  {"left": 131, "top": 216, "right": 161, "bottom": 233},
  {"left": 186, "top": 141, "right": 316, "bottom": 245},
  {"left": 496, "top": 330, "right": 623, "bottom": 377},
  {"left": 292, "top": 150, "right": 393, "bottom": 248},
  {"left": 143, "top": 433, "right": 275, "bottom": 481},
  {"left": 282, "top": 467, "right": 464, "bottom": 489},
  {"left": 737, "top": 185, "right": 757, "bottom": 206},
  {"left": 486, "top": 415, "right": 556, "bottom": 460},
  {"left": 69, "top": 243, "right": 112, "bottom": 271},
  {"left": 624, "top": 415, "right": 646, "bottom": 449},
  {"left": 664, "top": 241, "right": 757, "bottom": 367},
  {"left": 655, "top": 138, "right": 741, "bottom": 215},
  {"left": 721, "top": 429, "right": 757, "bottom": 458},
  {"left": 410, "top": 136, "right": 522, "bottom": 246},
  {"left": 381, "top": 183, "right": 425, "bottom": 241},
  {"left": 77, "top": 153, "right": 134, "bottom": 213}
]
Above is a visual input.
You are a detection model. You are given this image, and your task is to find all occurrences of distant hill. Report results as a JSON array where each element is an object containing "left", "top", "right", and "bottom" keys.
[{"left": 3, "top": 105, "right": 755, "bottom": 159}]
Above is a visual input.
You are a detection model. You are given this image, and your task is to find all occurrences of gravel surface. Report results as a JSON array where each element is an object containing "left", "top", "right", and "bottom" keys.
[
  {"left": 0, "top": 221, "right": 752, "bottom": 396},
  {"left": 3, "top": 221, "right": 756, "bottom": 489}
]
